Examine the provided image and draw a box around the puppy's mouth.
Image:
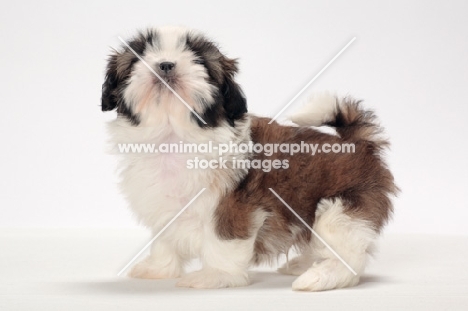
[152,75,179,88]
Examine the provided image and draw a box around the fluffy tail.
[289,93,388,147]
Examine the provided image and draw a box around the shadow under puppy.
[102,26,397,291]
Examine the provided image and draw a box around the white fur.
[109,27,254,288]
[175,210,267,288]
[288,92,337,126]
[279,198,377,291]
[110,115,252,285]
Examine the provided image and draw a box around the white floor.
[1,229,467,311]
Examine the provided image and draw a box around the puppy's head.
[101,26,247,127]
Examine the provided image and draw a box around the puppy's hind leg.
[292,198,378,291]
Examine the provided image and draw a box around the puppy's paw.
[176,269,249,289]
[292,263,359,291]
[278,255,311,276]
[292,267,335,291]
[129,257,181,279]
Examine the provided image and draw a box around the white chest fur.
[107,116,251,237]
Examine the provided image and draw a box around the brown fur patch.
[215,100,398,264]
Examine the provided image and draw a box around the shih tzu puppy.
[102,26,397,291]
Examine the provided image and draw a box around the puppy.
[102,26,397,291]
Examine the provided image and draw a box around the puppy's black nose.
[159,62,175,73]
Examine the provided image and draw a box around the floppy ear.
[221,58,247,125]
[222,76,247,125]
[101,76,118,111]
[101,55,118,111]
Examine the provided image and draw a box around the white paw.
[292,263,359,291]
[128,257,181,279]
[176,269,249,289]
[278,255,312,276]
[292,267,335,291]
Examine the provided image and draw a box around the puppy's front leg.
[129,237,184,279]
[177,233,255,289]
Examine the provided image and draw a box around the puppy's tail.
[289,92,388,147]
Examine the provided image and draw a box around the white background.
[1,0,467,235]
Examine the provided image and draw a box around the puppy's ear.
[222,77,247,124]
[101,55,118,112]
[221,58,247,125]
[101,76,118,111]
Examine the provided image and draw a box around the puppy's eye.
[193,59,205,65]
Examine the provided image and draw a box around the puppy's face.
[101,26,247,127]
